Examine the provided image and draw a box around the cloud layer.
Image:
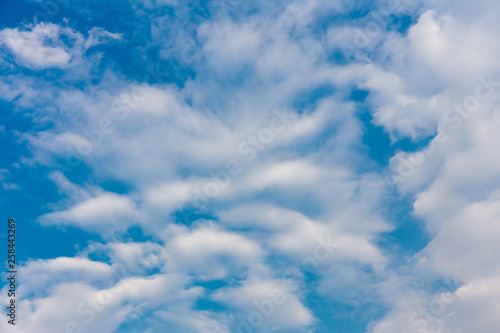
[1,0,500,332]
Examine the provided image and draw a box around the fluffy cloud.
[2,0,500,332]
[39,191,139,234]
[213,278,315,331]
[0,23,121,70]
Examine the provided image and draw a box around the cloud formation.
[1,0,500,332]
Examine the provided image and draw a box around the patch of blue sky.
[0,103,102,263]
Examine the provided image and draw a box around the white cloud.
[370,277,500,333]
[0,23,75,69]
[0,23,121,70]
[84,27,123,50]
[161,223,267,280]
[39,192,139,234]
[0,273,202,333]
[5,0,500,332]
[212,278,315,331]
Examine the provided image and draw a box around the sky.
[1,0,500,332]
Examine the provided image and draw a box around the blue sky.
[2,0,500,332]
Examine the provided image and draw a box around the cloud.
[38,192,139,234]
[0,168,20,190]
[0,272,202,333]
[0,23,75,69]
[0,22,121,70]
[84,27,123,50]
[3,0,500,332]
[369,277,500,333]
[212,278,315,331]
[161,223,267,280]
